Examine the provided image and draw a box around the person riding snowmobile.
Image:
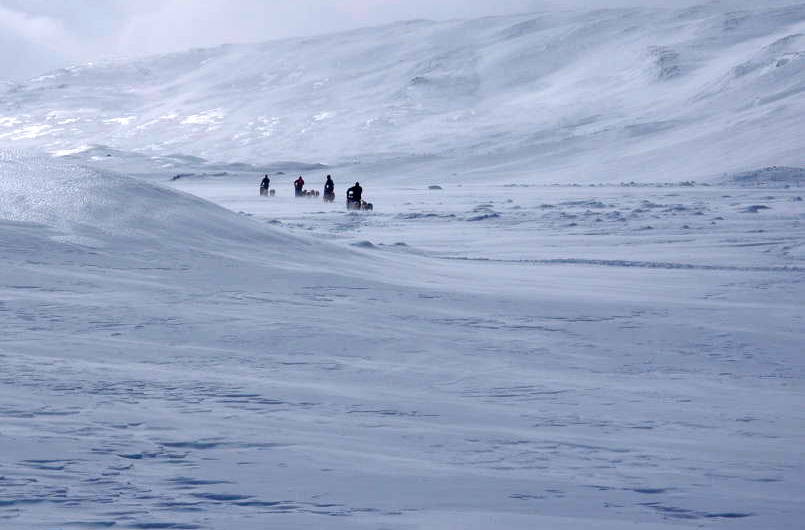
[323,175,335,202]
[346,182,363,209]
[260,175,270,196]
[294,176,305,197]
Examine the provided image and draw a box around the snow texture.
[1,3,805,530]
[0,3,804,182]
[2,149,804,529]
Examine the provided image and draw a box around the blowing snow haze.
[2,2,804,181]
[1,3,805,530]
[0,0,639,82]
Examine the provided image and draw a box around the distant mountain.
[1,3,804,182]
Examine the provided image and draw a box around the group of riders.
[260,174,371,210]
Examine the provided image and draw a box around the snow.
[1,124,54,141]
[0,3,803,182]
[1,152,804,529]
[0,117,21,127]
[51,145,92,157]
[103,117,137,126]
[181,110,226,126]
[1,2,804,529]
[313,112,335,122]
[728,166,805,185]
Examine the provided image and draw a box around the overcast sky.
[0,0,781,82]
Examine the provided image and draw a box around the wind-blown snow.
[1,3,805,529]
[0,153,305,253]
[1,147,804,529]
[1,3,804,182]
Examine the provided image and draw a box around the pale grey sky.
[0,0,782,82]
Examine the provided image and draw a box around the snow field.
[0,1,804,527]
[0,153,803,528]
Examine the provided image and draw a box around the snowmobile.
[323,191,335,202]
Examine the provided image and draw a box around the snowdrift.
[727,165,805,186]
[1,3,804,182]
[0,152,305,250]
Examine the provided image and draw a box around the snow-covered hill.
[2,4,805,529]
[1,3,804,182]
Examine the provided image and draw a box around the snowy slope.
[1,3,805,529]
[1,3,804,182]
[2,149,805,529]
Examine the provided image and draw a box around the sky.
[0,0,782,82]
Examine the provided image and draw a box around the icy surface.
[1,2,805,528]
[1,3,805,182]
[1,153,804,529]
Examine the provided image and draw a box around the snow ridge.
[0,152,306,252]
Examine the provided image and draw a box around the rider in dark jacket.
[347,182,363,207]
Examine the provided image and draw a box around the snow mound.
[0,151,294,248]
[728,166,805,186]
[350,240,376,249]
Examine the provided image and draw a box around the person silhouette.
[324,175,335,202]
[346,181,362,209]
